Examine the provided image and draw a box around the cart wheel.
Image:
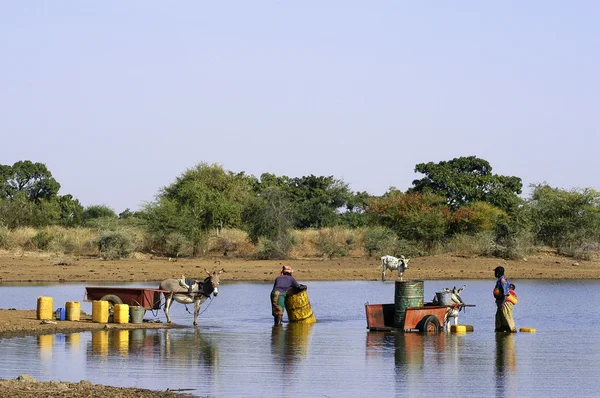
[100,294,123,310]
[418,315,441,334]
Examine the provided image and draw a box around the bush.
[362,226,397,257]
[314,227,358,259]
[97,230,134,260]
[257,238,292,260]
[30,230,53,251]
[445,232,496,257]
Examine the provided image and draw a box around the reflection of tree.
[271,323,314,377]
[495,333,517,398]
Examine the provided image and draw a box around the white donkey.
[381,255,410,282]
[432,285,465,331]
[159,269,224,325]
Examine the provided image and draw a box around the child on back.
[506,283,518,305]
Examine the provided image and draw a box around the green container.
[394,280,424,328]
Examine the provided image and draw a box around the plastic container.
[113,304,130,324]
[37,296,54,320]
[130,306,145,324]
[92,300,109,323]
[450,324,467,333]
[55,307,66,321]
[65,301,81,321]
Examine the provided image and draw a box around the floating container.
[37,296,54,320]
[394,280,424,328]
[130,306,145,324]
[463,325,474,332]
[92,300,109,323]
[450,324,467,333]
[65,301,80,321]
[113,304,130,324]
[55,307,66,321]
[436,291,453,306]
[519,327,536,333]
[285,286,316,324]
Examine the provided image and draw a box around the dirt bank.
[1,250,599,284]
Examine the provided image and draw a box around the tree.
[409,156,523,214]
[526,184,600,255]
[367,190,450,248]
[284,175,352,229]
[0,161,60,202]
[82,205,117,226]
[144,163,253,255]
[242,187,295,259]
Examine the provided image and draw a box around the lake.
[1,280,599,397]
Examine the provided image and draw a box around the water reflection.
[38,334,53,360]
[91,330,109,356]
[271,323,314,376]
[114,330,129,357]
[495,333,517,397]
[163,328,219,369]
[66,332,81,349]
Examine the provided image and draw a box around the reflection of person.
[493,266,516,332]
[271,265,301,326]
[507,283,518,305]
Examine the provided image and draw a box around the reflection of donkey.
[381,255,410,281]
[160,269,224,325]
[432,285,465,331]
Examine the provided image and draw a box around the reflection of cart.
[365,303,467,334]
[84,287,168,310]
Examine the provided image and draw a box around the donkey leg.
[164,294,173,324]
[193,298,201,326]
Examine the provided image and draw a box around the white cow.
[381,255,410,282]
[432,285,465,331]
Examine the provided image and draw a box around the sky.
[1,2,598,213]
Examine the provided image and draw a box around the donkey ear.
[206,269,211,276]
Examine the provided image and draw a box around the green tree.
[527,184,600,257]
[144,163,253,255]
[242,187,295,259]
[82,205,117,226]
[284,175,352,229]
[0,161,61,202]
[367,190,450,248]
[409,156,523,214]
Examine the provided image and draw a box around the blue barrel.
[394,280,424,328]
[55,307,66,321]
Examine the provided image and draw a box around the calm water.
[1,280,599,397]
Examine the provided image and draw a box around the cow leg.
[163,293,173,324]
[382,268,386,282]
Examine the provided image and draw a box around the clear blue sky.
[1,2,598,212]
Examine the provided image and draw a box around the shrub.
[362,226,397,257]
[97,230,134,260]
[257,238,292,260]
[30,230,53,251]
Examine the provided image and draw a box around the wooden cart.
[84,286,169,310]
